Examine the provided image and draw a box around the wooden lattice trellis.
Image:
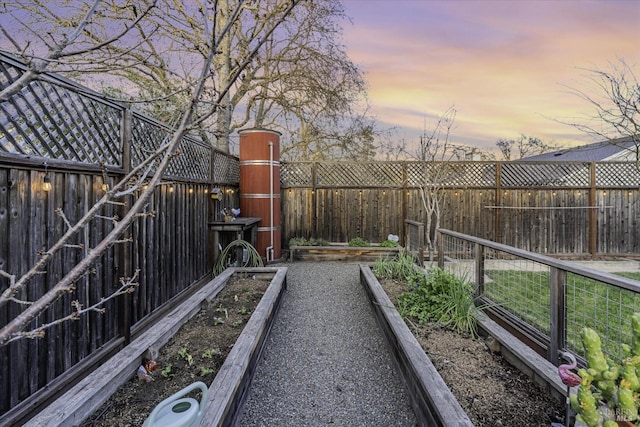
[596,162,640,187]
[0,52,212,182]
[316,162,404,187]
[0,57,122,166]
[500,162,590,187]
[212,150,240,185]
[281,160,640,188]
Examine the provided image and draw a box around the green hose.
[213,239,263,275]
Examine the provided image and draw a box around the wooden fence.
[0,52,240,421]
[3,49,640,423]
[280,161,640,256]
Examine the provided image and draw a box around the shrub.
[348,237,370,247]
[379,239,399,248]
[288,237,330,247]
[375,256,478,337]
[397,268,477,336]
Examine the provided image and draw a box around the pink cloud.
[342,0,640,152]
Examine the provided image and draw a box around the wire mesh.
[440,230,640,358]
[565,274,640,358]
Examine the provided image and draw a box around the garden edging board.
[291,245,401,262]
[25,267,286,427]
[359,264,474,427]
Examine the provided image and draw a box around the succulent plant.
[570,313,640,426]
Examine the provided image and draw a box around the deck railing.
[437,228,640,364]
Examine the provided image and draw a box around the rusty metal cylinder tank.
[239,128,281,261]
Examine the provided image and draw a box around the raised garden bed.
[359,264,565,427]
[290,243,402,262]
[26,267,286,427]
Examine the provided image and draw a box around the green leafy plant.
[177,347,194,366]
[379,239,399,248]
[570,313,640,426]
[160,363,173,378]
[348,237,370,247]
[200,367,215,376]
[215,305,228,318]
[202,348,221,359]
[288,237,330,246]
[375,256,479,337]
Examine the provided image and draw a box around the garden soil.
[81,275,269,427]
[81,271,564,427]
[380,277,564,427]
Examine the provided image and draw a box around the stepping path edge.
[24,267,286,427]
[200,266,286,426]
[359,264,475,427]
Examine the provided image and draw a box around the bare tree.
[32,0,374,158]
[411,106,458,262]
[563,58,640,166]
[495,134,559,160]
[0,0,301,346]
[0,0,157,101]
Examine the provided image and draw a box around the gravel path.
[238,262,418,426]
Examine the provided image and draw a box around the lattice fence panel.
[406,162,496,188]
[596,162,640,187]
[167,137,211,181]
[316,162,403,187]
[212,150,239,184]
[281,162,313,187]
[500,162,590,187]
[131,116,211,181]
[0,60,122,166]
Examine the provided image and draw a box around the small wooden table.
[209,217,261,263]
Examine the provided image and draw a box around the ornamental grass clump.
[373,250,420,283]
[570,313,640,426]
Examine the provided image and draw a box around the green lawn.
[483,270,640,357]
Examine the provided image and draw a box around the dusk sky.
[341,0,640,155]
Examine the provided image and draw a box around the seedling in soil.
[161,364,173,378]
[215,305,228,318]
[240,306,249,315]
[232,320,243,328]
[213,317,225,325]
[178,347,194,365]
[200,367,215,376]
[202,348,221,359]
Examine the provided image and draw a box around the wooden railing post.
[549,266,567,364]
[474,243,485,298]
[437,230,444,269]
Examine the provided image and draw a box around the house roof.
[519,137,637,162]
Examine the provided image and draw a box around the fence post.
[589,162,597,258]
[474,243,485,298]
[118,108,133,344]
[494,162,502,244]
[549,266,567,364]
[402,162,408,247]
